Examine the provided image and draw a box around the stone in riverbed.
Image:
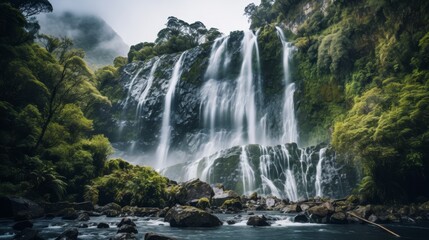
[77,212,90,221]
[246,215,270,226]
[97,222,110,228]
[144,232,176,240]
[164,206,222,227]
[55,228,78,240]
[293,213,308,223]
[330,212,347,224]
[111,233,137,240]
[175,179,214,205]
[61,208,78,220]
[282,204,302,213]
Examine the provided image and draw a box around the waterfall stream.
[119,29,348,200]
[155,52,186,167]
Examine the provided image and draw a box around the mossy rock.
[196,197,210,210]
[221,198,242,210]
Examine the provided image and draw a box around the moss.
[196,197,210,209]
[221,198,242,210]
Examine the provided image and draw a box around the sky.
[47,0,260,46]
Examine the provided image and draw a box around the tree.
[33,37,93,152]
[10,0,53,17]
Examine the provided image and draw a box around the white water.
[155,52,186,167]
[197,31,263,160]
[239,146,255,195]
[276,26,298,144]
[136,58,160,117]
[315,147,327,197]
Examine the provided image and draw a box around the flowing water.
[1,215,427,240]
[155,52,187,168]
[120,29,348,199]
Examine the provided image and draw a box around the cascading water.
[119,28,352,200]
[315,147,327,197]
[276,26,298,144]
[155,52,186,167]
[197,31,264,160]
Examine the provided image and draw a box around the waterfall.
[276,26,298,144]
[315,147,327,197]
[155,52,186,167]
[239,146,255,195]
[197,31,263,160]
[136,58,160,119]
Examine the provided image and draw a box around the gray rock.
[144,232,176,240]
[165,206,222,227]
[61,208,78,220]
[293,213,308,223]
[77,213,89,221]
[110,233,136,240]
[330,212,347,224]
[55,228,78,240]
[246,215,270,226]
[117,225,138,234]
[176,179,214,205]
[97,222,110,228]
[117,217,136,228]
[282,204,302,213]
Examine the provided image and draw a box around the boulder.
[0,196,44,219]
[117,225,138,234]
[212,190,239,207]
[12,220,33,231]
[77,213,90,221]
[13,229,43,240]
[133,207,159,217]
[111,233,137,240]
[308,205,330,218]
[226,220,236,225]
[293,213,308,223]
[117,217,138,234]
[61,208,78,220]
[353,205,372,219]
[99,202,122,212]
[330,212,347,224]
[157,207,169,218]
[104,209,120,217]
[118,217,136,228]
[246,215,270,226]
[176,179,214,205]
[42,202,93,214]
[144,232,176,240]
[97,222,110,228]
[164,206,222,227]
[55,228,78,240]
[282,204,302,213]
[221,198,242,211]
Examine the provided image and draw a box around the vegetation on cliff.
[245,0,429,203]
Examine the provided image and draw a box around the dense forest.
[1,0,429,210]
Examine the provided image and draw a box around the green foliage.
[86,164,168,207]
[0,2,116,202]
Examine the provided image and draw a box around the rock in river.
[164,206,222,227]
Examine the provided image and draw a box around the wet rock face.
[175,179,215,205]
[164,206,222,227]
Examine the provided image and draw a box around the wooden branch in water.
[347,212,401,238]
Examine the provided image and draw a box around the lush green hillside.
[245,0,429,202]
